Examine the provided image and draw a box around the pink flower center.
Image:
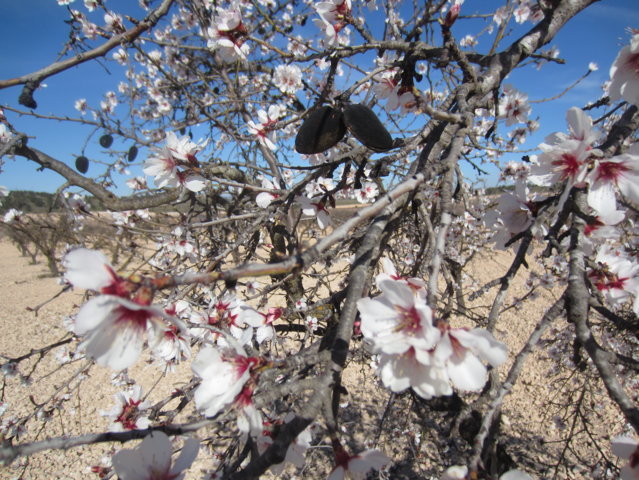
[218,22,247,46]
[114,305,153,331]
[234,355,260,375]
[396,305,422,333]
[588,269,628,291]
[100,267,134,298]
[595,160,629,184]
[312,202,328,213]
[164,324,180,340]
[584,217,604,236]
[261,307,283,324]
[115,398,142,430]
[552,153,581,181]
[448,332,467,358]
[235,384,255,407]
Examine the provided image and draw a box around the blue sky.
[0,0,638,194]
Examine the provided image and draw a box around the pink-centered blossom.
[377,326,507,398]
[500,161,530,182]
[374,257,426,297]
[112,431,199,480]
[64,248,133,296]
[190,293,261,346]
[358,276,506,398]
[84,0,98,11]
[373,71,399,110]
[104,12,125,33]
[588,245,639,314]
[496,180,536,234]
[545,106,600,147]
[206,6,250,62]
[74,295,166,371]
[484,180,539,249]
[63,248,173,371]
[377,348,451,398]
[273,64,303,95]
[498,85,531,126]
[192,344,261,418]
[513,0,531,24]
[2,208,22,224]
[247,106,282,151]
[582,209,625,255]
[255,176,281,208]
[530,140,592,188]
[153,324,191,367]
[529,108,602,207]
[328,442,390,480]
[493,5,509,25]
[609,34,639,106]
[315,0,351,25]
[397,90,419,115]
[441,3,460,28]
[431,325,508,393]
[64,192,90,215]
[251,307,282,344]
[306,176,335,197]
[101,385,150,432]
[314,0,351,46]
[74,98,88,115]
[299,196,332,230]
[611,436,639,480]
[143,132,207,192]
[164,131,206,164]
[353,182,378,204]
[357,279,439,355]
[587,143,639,216]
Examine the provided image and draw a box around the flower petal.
[170,436,200,475]
[447,351,488,392]
[64,248,114,291]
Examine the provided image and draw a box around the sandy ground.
[0,238,626,479]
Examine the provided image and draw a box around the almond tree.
[1,1,638,479]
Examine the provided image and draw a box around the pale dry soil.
[0,240,626,479]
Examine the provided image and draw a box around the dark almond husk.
[343,104,393,152]
[295,106,346,154]
[99,134,114,148]
[127,145,138,162]
[75,156,89,174]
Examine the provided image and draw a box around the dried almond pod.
[343,104,393,152]
[75,156,89,174]
[127,145,138,162]
[295,106,346,154]
[99,134,114,148]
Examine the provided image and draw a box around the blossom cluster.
[143,131,208,192]
[62,248,179,371]
[486,104,639,316]
[357,259,507,399]
[13,5,639,480]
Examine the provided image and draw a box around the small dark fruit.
[127,145,138,162]
[99,134,114,148]
[75,156,89,174]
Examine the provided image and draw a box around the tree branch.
[0,0,176,107]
